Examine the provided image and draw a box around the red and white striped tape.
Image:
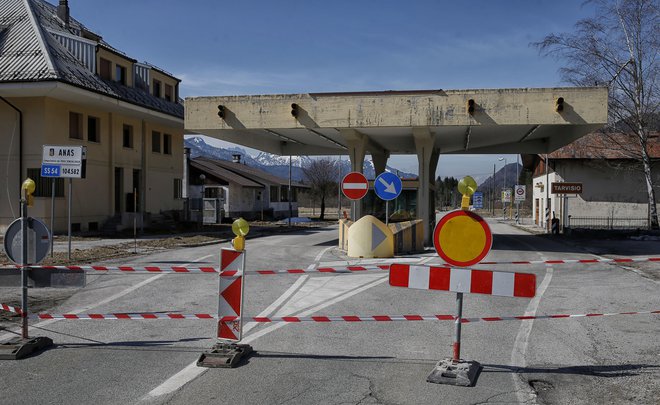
[478,257,660,265]
[24,310,659,322]
[0,303,22,315]
[7,264,390,275]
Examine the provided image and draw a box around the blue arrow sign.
[374,172,402,201]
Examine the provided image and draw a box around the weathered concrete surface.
[185,87,608,156]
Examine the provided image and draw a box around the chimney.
[232,153,241,164]
[57,0,70,29]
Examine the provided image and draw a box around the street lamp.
[498,157,507,219]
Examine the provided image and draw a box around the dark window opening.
[152,79,161,98]
[173,178,182,199]
[115,64,127,85]
[152,131,161,153]
[88,222,98,231]
[99,58,112,80]
[165,84,173,101]
[69,112,82,139]
[71,223,81,232]
[88,116,100,142]
[122,124,133,148]
[163,133,172,155]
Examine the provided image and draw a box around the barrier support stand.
[427,292,481,386]
[0,186,52,360]
[198,244,252,368]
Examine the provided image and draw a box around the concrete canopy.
[185,86,608,247]
[185,87,608,157]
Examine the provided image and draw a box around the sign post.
[0,179,53,360]
[41,145,85,259]
[341,172,369,221]
[514,185,526,224]
[374,172,402,225]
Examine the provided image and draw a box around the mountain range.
[185,137,416,181]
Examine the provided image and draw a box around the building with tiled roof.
[524,131,659,231]
[0,0,184,232]
[187,155,309,221]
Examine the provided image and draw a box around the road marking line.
[144,275,387,399]
[0,254,215,342]
[243,276,308,334]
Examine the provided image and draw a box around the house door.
[114,167,123,213]
[535,198,539,225]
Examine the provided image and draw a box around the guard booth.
[362,178,419,223]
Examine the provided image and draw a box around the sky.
[66,0,596,181]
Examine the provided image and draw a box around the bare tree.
[302,158,338,220]
[534,0,659,229]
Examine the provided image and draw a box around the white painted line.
[145,274,388,399]
[343,183,367,189]
[0,254,215,342]
[243,276,309,334]
[313,246,334,264]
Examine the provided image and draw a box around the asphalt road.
[1,220,658,404]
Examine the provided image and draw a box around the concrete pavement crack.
[351,372,393,405]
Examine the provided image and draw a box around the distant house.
[0,0,184,233]
[186,153,309,221]
[525,131,659,230]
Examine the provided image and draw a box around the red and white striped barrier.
[24,310,660,322]
[1,303,22,315]
[218,249,245,341]
[390,264,536,298]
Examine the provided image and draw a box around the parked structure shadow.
[482,363,658,377]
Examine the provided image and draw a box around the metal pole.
[133,187,137,254]
[288,156,292,227]
[492,164,495,215]
[337,156,341,220]
[50,180,55,257]
[545,154,550,233]
[385,201,389,225]
[67,178,72,260]
[20,195,29,339]
[453,292,463,361]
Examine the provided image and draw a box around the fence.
[567,216,649,230]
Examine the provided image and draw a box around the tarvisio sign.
[551,182,583,194]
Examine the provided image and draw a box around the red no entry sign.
[341,172,369,200]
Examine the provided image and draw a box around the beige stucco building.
[0,0,184,233]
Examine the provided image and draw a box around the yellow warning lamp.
[22,178,36,207]
[457,176,477,211]
[231,217,249,251]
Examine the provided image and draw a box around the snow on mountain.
[185,136,417,182]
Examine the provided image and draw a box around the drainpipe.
[0,96,23,194]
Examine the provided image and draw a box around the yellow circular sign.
[433,210,492,267]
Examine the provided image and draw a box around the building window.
[270,185,278,203]
[173,178,182,199]
[99,58,112,80]
[27,168,64,197]
[115,64,127,85]
[153,79,161,98]
[164,84,173,102]
[88,116,100,143]
[163,133,172,155]
[122,124,133,148]
[151,131,161,153]
[69,112,82,139]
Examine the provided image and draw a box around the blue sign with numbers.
[472,191,484,209]
[41,164,61,177]
[374,172,403,201]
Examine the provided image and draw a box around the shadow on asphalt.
[482,363,659,377]
[492,233,660,256]
[314,238,339,247]
[55,337,209,349]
